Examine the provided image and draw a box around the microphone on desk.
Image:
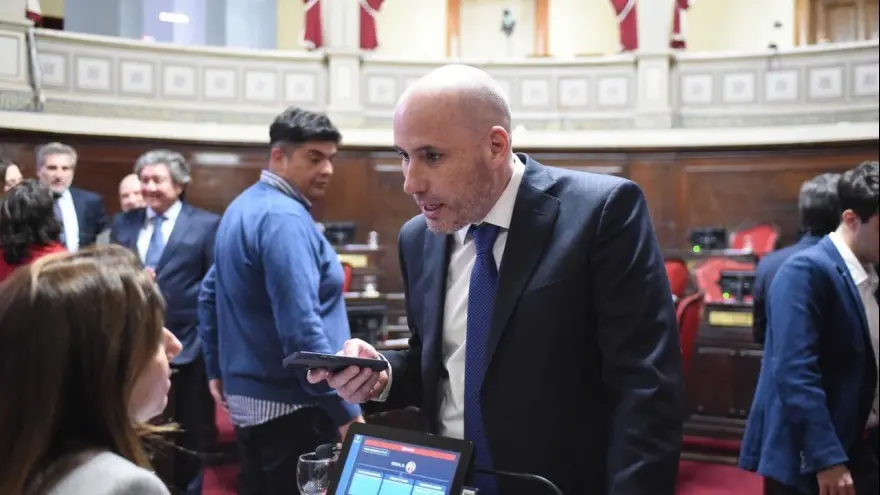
[469,466,565,495]
[315,443,340,460]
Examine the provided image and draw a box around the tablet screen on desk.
[328,423,472,495]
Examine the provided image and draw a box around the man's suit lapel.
[421,231,451,388]
[122,209,145,253]
[69,188,91,247]
[487,158,560,366]
[156,204,192,274]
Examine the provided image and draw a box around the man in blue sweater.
[198,107,362,495]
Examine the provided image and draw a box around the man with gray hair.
[111,149,220,495]
[36,142,108,251]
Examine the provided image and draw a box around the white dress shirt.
[375,158,527,438]
[435,158,525,439]
[137,201,182,264]
[56,189,80,252]
[829,232,879,429]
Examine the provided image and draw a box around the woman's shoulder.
[45,451,169,495]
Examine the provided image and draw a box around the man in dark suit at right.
[37,142,108,251]
[309,64,684,495]
[740,161,879,495]
[752,172,841,344]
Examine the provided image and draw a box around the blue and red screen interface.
[333,434,462,495]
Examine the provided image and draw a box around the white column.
[637,0,676,52]
[324,0,363,127]
[323,0,360,50]
[0,1,36,110]
[0,0,27,22]
[634,0,676,128]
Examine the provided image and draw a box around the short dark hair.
[269,107,341,149]
[838,161,879,222]
[799,172,841,236]
[0,179,63,266]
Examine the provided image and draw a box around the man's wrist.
[372,354,392,402]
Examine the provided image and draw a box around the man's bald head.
[397,64,512,136]
[393,65,517,234]
[118,173,144,212]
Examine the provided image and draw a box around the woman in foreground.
[0,245,182,495]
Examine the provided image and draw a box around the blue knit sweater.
[198,181,360,426]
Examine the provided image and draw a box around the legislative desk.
[663,248,758,268]
[684,300,761,441]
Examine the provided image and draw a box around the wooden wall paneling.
[627,153,680,248]
[367,153,419,294]
[3,131,879,287]
[313,151,379,237]
[674,144,880,248]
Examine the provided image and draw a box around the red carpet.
[203,463,237,495]
[677,460,762,494]
[203,459,763,494]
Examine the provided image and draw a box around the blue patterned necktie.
[143,215,166,268]
[52,196,66,247]
[464,223,501,495]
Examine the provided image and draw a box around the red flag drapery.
[610,0,638,52]
[26,0,43,25]
[302,0,322,50]
[670,0,690,49]
[359,0,384,50]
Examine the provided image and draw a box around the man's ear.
[487,126,511,166]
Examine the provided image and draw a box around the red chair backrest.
[664,259,690,299]
[730,223,779,258]
[693,257,755,303]
[341,262,353,293]
[677,291,705,376]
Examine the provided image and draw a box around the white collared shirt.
[55,189,80,252]
[436,157,526,439]
[137,201,183,264]
[829,231,880,429]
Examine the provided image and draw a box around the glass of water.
[297,452,335,495]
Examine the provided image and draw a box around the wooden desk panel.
[684,302,761,441]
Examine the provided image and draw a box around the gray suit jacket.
[45,451,169,495]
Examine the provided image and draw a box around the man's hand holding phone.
[307,339,389,403]
[816,464,855,495]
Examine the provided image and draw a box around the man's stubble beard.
[425,163,496,234]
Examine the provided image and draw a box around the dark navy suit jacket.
[111,203,220,365]
[752,235,823,344]
[739,236,878,492]
[69,187,108,248]
[380,155,684,495]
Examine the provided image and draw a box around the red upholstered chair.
[665,258,690,300]
[341,262,353,293]
[730,223,779,258]
[693,257,756,303]
[676,291,705,376]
